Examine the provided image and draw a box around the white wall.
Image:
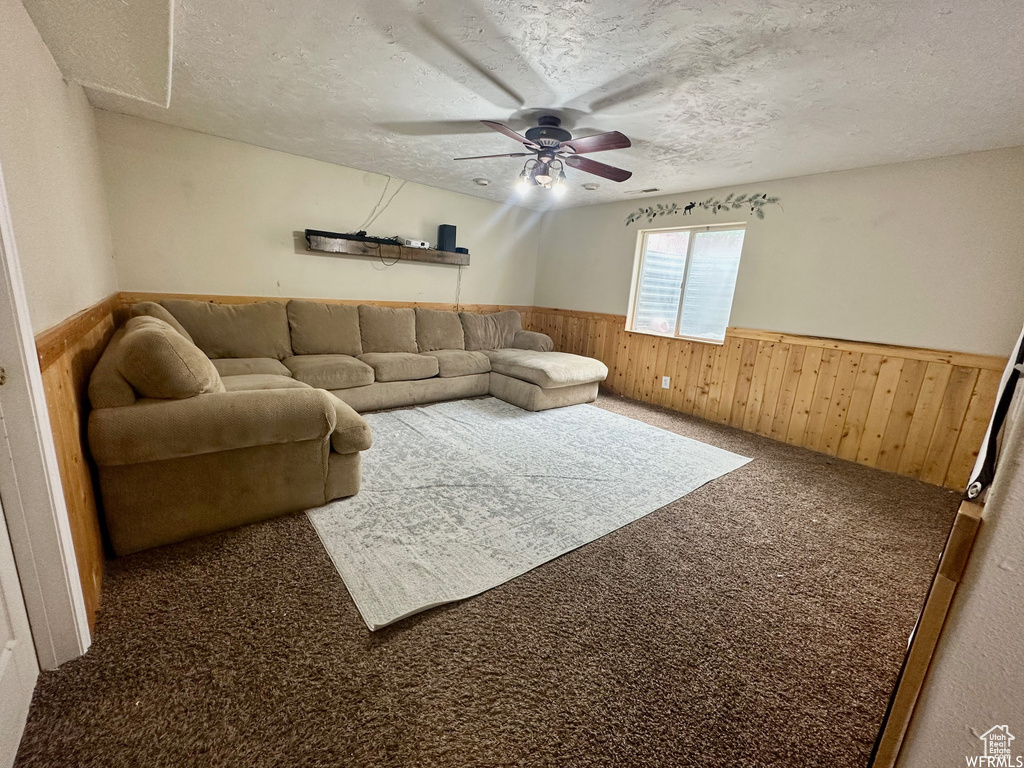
[0,0,118,333]
[535,149,1024,356]
[897,382,1024,767]
[95,111,542,307]
[90,108,1024,356]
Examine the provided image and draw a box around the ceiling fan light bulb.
[516,168,532,194]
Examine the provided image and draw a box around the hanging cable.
[358,176,392,231]
[364,180,407,231]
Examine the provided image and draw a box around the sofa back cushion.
[162,299,292,360]
[116,316,225,399]
[88,328,138,409]
[129,301,194,342]
[358,305,417,353]
[415,307,465,351]
[460,310,522,351]
[287,300,362,356]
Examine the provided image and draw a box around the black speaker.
[437,224,456,252]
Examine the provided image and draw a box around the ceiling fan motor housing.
[460,115,632,184]
[525,115,572,147]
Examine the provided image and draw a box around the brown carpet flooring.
[15,395,959,768]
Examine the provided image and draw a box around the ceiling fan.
[454,115,632,195]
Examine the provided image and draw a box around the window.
[627,224,745,344]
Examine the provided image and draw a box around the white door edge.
[0,488,38,767]
[0,156,91,671]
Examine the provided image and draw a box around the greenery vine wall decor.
[624,192,781,225]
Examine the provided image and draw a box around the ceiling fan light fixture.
[551,168,568,197]
[516,167,531,194]
[465,117,633,191]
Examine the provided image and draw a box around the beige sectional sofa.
[88,298,608,555]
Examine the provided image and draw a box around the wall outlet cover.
[661,376,671,389]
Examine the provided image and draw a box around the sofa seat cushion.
[212,357,292,377]
[422,349,490,378]
[483,349,609,389]
[284,355,375,390]
[358,305,418,353]
[117,316,225,399]
[358,352,438,382]
[221,374,311,392]
[162,299,292,360]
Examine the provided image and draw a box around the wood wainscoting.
[35,293,126,629]
[521,307,1004,491]
[34,293,1004,628]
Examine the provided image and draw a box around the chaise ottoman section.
[489,372,599,412]
[483,349,608,412]
[483,349,608,389]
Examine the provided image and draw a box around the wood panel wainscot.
[523,307,1005,491]
[35,293,1004,628]
[35,293,126,630]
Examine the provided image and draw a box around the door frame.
[0,158,91,670]
[0,486,38,768]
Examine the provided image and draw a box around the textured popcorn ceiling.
[86,0,1024,209]
[24,0,173,107]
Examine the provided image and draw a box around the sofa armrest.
[511,330,554,352]
[89,388,338,467]
[328,394,372,454]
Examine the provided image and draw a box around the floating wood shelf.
[305,231,470,266]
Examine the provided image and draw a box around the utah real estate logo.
[967,726,1023,767]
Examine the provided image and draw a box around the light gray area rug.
[307,397,751,630]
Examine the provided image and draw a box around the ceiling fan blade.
[481,120,540,149]
[454,152,530,160]
[563,131,632,154]
[416,17,526,109]
[565,155,633,182]
[366,0,523,110]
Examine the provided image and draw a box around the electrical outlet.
[661,376,671,389]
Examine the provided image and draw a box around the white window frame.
[625,222,746,345]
